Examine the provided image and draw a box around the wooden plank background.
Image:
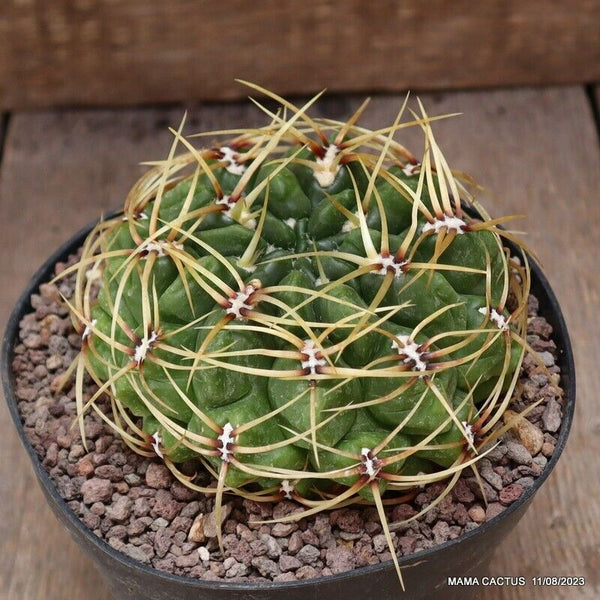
[1,86,599,599]
[1,0,600,110]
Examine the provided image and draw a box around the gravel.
[81,478,113,504]
[542,399,563,432]
[11,254,565,582]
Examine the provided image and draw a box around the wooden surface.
[1,1,600,109]
[1,86,599,599]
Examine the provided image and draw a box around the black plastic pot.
[2,218,575,600]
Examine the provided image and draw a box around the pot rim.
[1,214,576,592]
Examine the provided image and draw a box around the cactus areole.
[61,84,532,586]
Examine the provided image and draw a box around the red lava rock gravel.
[10,255,565,582]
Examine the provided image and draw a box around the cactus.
[61,84,532,586]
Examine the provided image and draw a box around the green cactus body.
[67,88,530,570]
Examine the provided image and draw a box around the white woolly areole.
[138,239,183,258]
[284,217,297,229]
[217,422,236,462]
[226,284,256,319]
[216,194,235,209]
[422,215,467,235]
[361,448,380,479]
[219,146,246,175]
[314,144,340,188]
[151,431,164,458]
[82,319,97,341]
[280,479,294,499]
[478,306,509,330]
[373,254,407,277]
[300,340,327,375]
[461,421,475,445]
[392,335,427,372]
[134,330,158,365]
[402,162,420,176]
[216,195,256,230]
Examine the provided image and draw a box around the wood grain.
[0,87,599,598]
[1,1,600,109]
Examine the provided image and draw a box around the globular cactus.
[62,84,531,584]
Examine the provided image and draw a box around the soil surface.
[11,255,564,583]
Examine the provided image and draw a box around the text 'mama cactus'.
[61,83,532,587]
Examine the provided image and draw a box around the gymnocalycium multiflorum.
[61,84,533,585]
